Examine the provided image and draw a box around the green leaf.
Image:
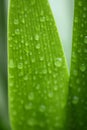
[0,0,10,129]
[8,0,69,129]
[67,1,87,129]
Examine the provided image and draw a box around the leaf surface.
[8,0,69,129]
[67,1,87,129]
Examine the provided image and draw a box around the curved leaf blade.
[67,1,87,129]
[8,0,69,129]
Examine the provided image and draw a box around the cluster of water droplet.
[8,0,71,129]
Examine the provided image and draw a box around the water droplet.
[25,61,28,65]
[77,87,81,92]
[76,78,80,84]
[61,102,66,109]
[25,14,27,18]
[84,7,87,11]
[46,13,49,20]
[25,47,29,55]
[29,52,32,56]
[40,10,44,16]
[25,42,28,46]
[43,69,47,74]
[54,123,60,127]
[12,111,17,116]
[9,81,14,87]
[40,16,45,22]
[39,122,45,127]
[55,117,60,121]
[9,74,14,79]
[20,100,24,104]
[35,70,38,75]
[54,58,62,67]
[25,48,29,55]
[49,127,53,130]
[19,71,23,77]
[18,63,23,69]
[54,80,57,85]
[31,58,35,63]
[9,36,12,41]
[84,49,87,53]
[79,121,84,126]
[48,69,52,74]
[31,0,35,5]
[81,23,84,27]
[21,10,24,15]
[14,19,19,25]
[27,118,36,126]
[39,56,44,61]
[48,92,53,98]
[47,62,50,67]
[30,36,33,41]
[15,40,17,44]
[22,18,25,24]
[39,104,46,112]
[80,64,86,72]
[84,36,87,44]
[36,84,40,90]
[35,34,39,41]
[36,44,40,49]
[80,34,83,38]
[28,92,34,100]
[25,102,32,110]
[73,70,78,76]
[19,44,21,48]
[72,96,79,104]
[46,119,50,124]
[11,4,14,8]
[24,75,28,80]
[53,74,56,78]
[32,112,36,117]
[54,85,58,91]
[21,39,24,44]
[15,28,20,35]
[78,1,82,7]
[33,75,36,80]
[83,14,86,18]
[9,59,15,68]
[78,49,81,53]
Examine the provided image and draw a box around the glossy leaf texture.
[66,1,87,130]
[8,0,69,130]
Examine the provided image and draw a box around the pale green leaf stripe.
[66,0,87,129]
[8,0,69,130]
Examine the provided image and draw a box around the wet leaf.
[8,0,69,130]
[67,1,87,129]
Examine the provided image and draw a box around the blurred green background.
[0,0,73,130]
